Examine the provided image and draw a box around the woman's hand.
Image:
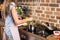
[18,15,22,20]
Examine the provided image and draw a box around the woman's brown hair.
[1,0,14,20]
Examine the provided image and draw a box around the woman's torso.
[5,12,15,27]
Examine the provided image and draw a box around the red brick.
[33,16,38,19]
[56,24,60,27]
[35,10,42,13]
[39,17,48,21]
[40,7,45,10]
[29,6,33,9]
[45,11,53,15]
[49,19,57,23]
[45,7,50,11]
[46,15,50,18]
[37,13,40,16]
[46,0,49,2]
[33,3,37,6]
[56,16,60,19]
[51,16,55,19]
[29,9,33,12]
[57,0,60,3]
[51,8,55,11]
[29,9,34,14]
[40,0,44,2]
[18,0,22,2]
[29,0,32,2]
[40,3,48,6]
[56,8,60,11]
[22,0,25,2]
[50,0,56,3]
[54,12,60,16]
[41,14,45,17]
[49,4,59,7]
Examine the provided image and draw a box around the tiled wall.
[18,0,60,28]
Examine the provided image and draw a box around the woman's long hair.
[1,0,14,19]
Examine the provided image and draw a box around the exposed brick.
[45,7,51,11]
[54,12,60,16]
[29,9,34,14]
[37,13,40,16]
[56,24,60,27]
[51,16,55,19]
[59,20,60,23]
[33,15,38,19]
[29,9,33,12]
[21,0,60,28]
[33,6,37,9]
[49,4,59,7]
[56,8,60,11]
[23,0,26,2]
[57,0,60,3]
[35,10,42,13]
[33,0,36,2]
[29,6,33,9]
[50,23,54,26]
[50,0,56,3]
[39,17,48,21]
[40,7,45,10]
[40,3,48,6]
[37,7,40,9]
[45,0,49,2]
[41,14,45,17]
[29,0,32,2]
[56,16,60,19]
[46,15,50,18]
[40,0,44,2]
[18,0,22,2]
[51,8,55,11]
[45,11,53,15]
[49,19,57,23]
[33,3,37,6]
[25,0,28,2]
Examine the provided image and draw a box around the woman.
[2,0,32,40]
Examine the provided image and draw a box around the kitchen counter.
[18,27,47,40]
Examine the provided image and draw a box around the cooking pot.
[28,25,36,33]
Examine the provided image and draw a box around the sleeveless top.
[5,2,16,27]
[5,12,15,27]
[5,12,16,36]
[4,2,16,35]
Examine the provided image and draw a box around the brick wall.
[18,0,60,28]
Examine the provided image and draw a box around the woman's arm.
[11,7,32,25]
